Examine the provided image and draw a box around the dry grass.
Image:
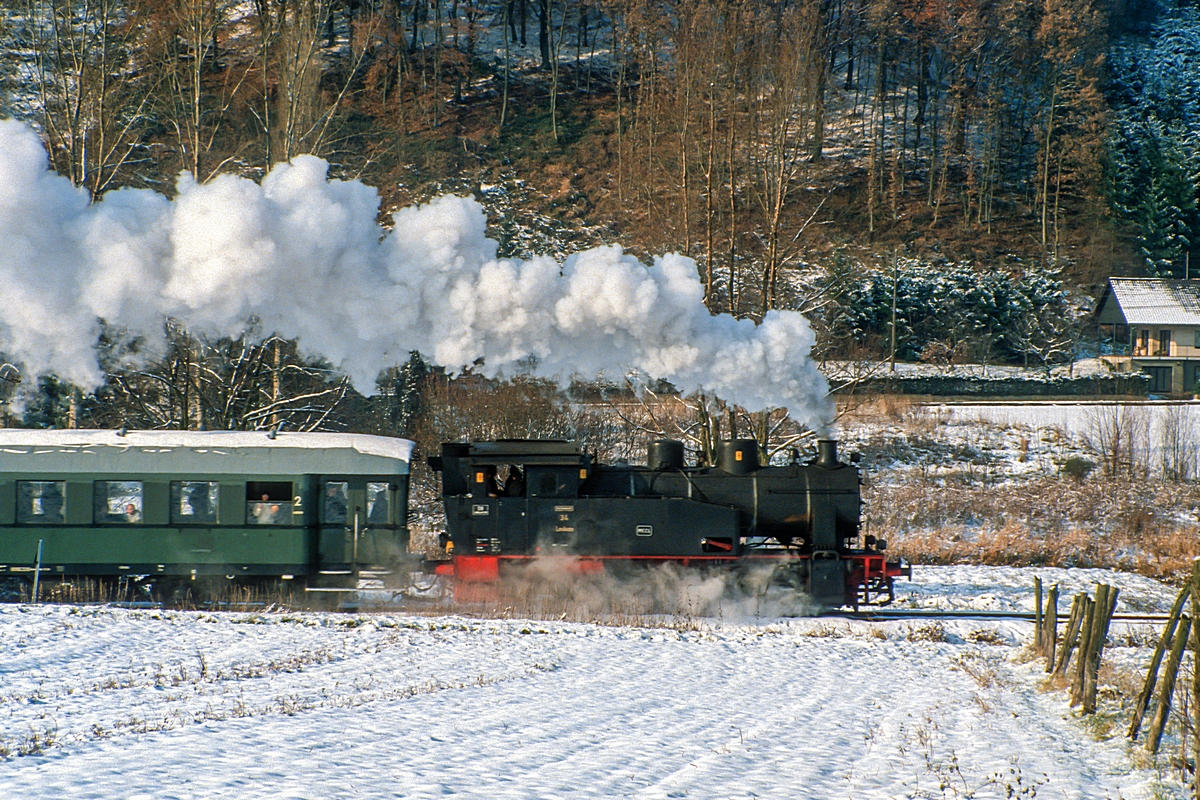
[21,578,310,612]
[872,476,1200,582]
[905,621,948,642]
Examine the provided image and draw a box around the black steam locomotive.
[428,438,906,608]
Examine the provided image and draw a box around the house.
[1095,278,1200,395]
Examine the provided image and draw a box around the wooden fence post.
[1054,593,1085,677]
[1146,614,1193,754]
[1129,584,1190,741]
[1083,585,1118,714]
[1070,594,1096,706]
[1190,561,1200,799]
[1044,584,1059,672]
[1079,584,1108,711]
[1034,576,1044,656]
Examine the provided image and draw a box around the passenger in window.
[254,493,281,525]
[367,484,389,526]
[186,485,210,520]
[325,483,348,523]
[124,502,142,524]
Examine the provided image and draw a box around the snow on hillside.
[839,398,1200,483]
[0,566,1186,798]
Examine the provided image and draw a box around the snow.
[826,356,1117,383]
[934,400,1200,440]
[838,398,1200,484]
[0,429,416,464]
[0,565,1186,798]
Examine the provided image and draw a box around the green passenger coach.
[0,430,415,600]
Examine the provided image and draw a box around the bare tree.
[89,324,356,432]
[18,0,156,192]
[1085,403,1149,478]
[139,0,255,179]
[1159,405,1197,484]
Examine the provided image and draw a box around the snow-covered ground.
[840,397,1200,482]
[938,399,1200,441]
[0,566,1187,798]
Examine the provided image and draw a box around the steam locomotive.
[428,438,906,608]
[0,429,903,610]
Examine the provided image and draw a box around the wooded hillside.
[4,1,1193,286]
[1,0,1198,436]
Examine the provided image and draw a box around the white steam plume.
[0,120,832,427]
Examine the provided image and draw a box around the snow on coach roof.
[0,430,415,475]
[1097,278,1200,326]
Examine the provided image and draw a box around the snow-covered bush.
[827,260,1070,366]
[1108,4,1200,275]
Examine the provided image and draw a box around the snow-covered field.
[0,566,1187,799]
[840,397,1200,483]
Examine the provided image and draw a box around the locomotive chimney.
[815,439,839,469]
[648,439,686,470]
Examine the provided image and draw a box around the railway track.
[832,608,1171,623]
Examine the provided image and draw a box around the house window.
[1140,329,1150,354]
[17,481,66,524]
[1160,329,1172,355]
[94,481,143,524]
[1193,329,1200,349]
[171,481,219,525]
[1147,366,1173,394]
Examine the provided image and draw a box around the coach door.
[317,479,354,567]
[317,478,405,568]
[358,480,405,567]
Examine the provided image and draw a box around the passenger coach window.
[322,482,348,524]
[171,481,219,525]
[367,482,391,525]
[16,481,66,524]
[94,481,143,524]
[246,481,293,525]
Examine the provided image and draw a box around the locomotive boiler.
[428,437,906,608]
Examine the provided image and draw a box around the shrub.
[1061,456,1095,480]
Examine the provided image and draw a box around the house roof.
[0,430,415,475]
[1096,279,1200,326]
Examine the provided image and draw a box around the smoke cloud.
[0,120,831,426]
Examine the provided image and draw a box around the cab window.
[528,468,576,498]
[94,481,144,524]
[17,481,66,524]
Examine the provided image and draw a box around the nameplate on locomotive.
[471,504,490,516]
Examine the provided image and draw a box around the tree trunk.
[537,0,550,69]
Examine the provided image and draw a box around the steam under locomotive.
[428,438,907,608]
